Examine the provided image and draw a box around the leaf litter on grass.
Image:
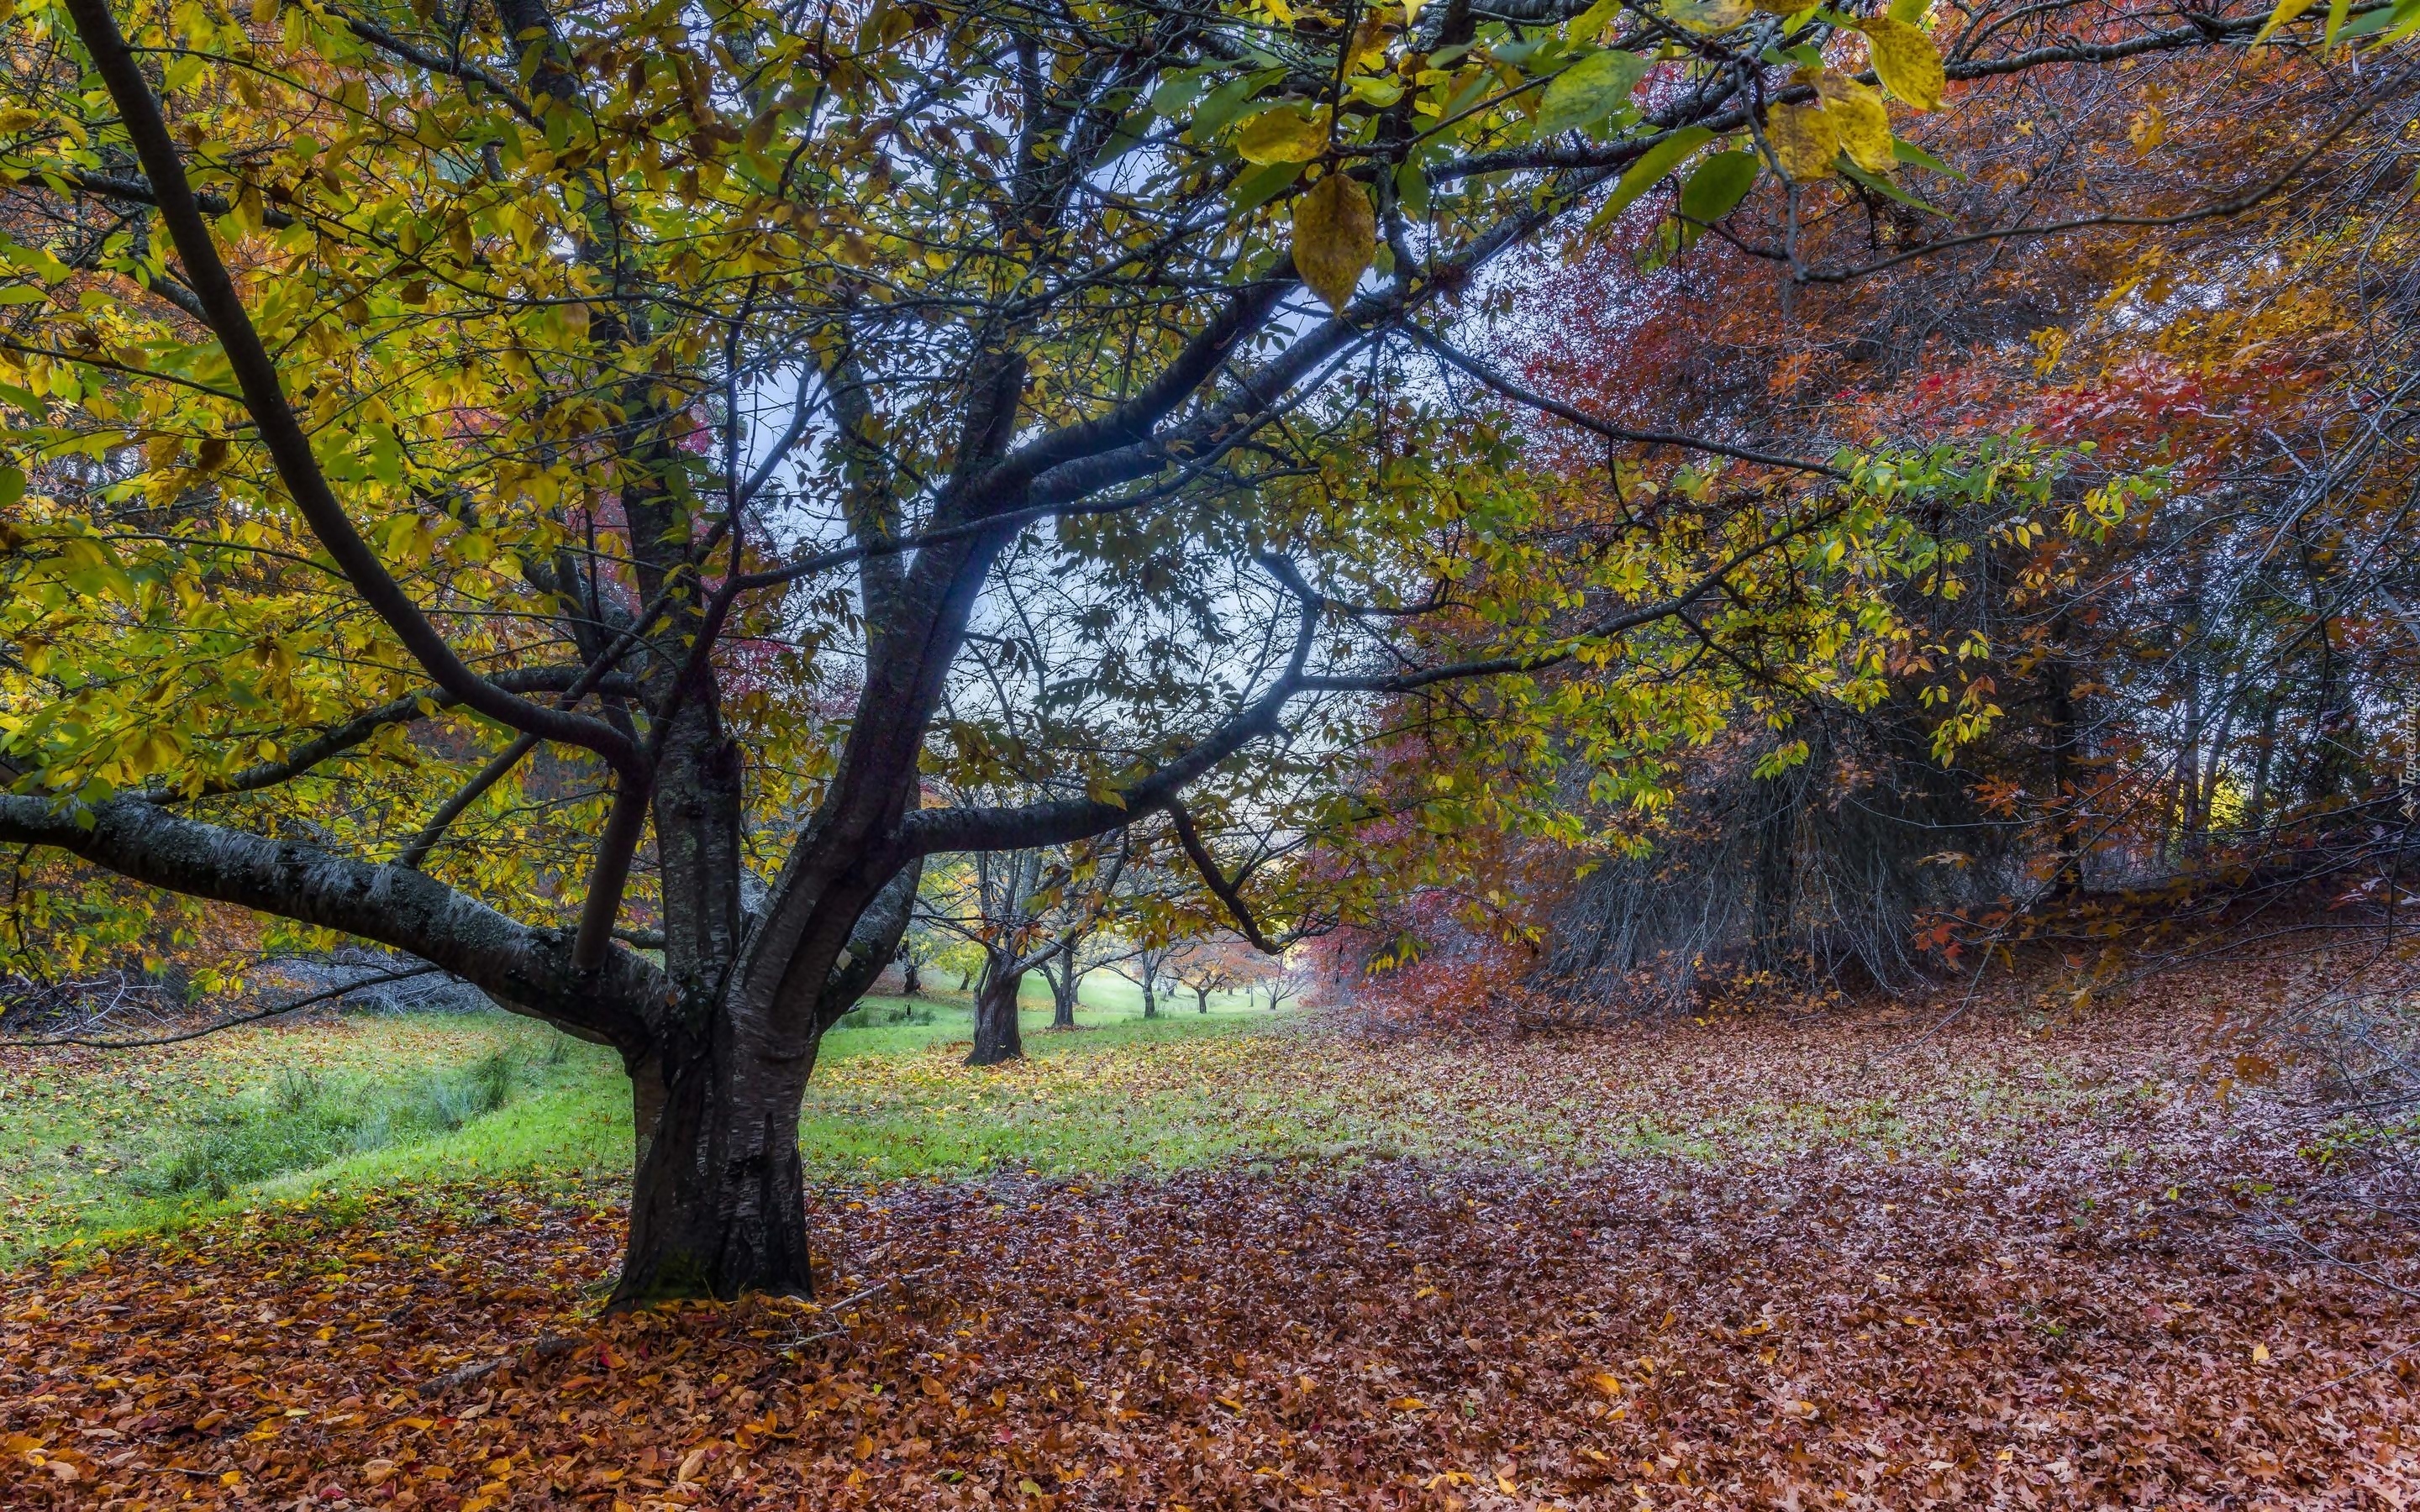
[3,989,2418,1508]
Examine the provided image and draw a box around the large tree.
[0,0,2302,1299]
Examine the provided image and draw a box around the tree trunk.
[969,963,1026,1065]
[2044,608,2085,900]
[1140,973,1158,1019]
[1194,985,1209,1014]
[613,1023,817,1305]
[900,955,922,997]
[1050,940,1080,1028]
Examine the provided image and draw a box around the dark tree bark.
[968,960,1027,1066]
[2043,608,2086,900]
[1044,935,1086,1028]
[899,949,923,998]
[618,1024,817,1299]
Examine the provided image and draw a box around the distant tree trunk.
[1193,984,1209,1014]
[2172,666,2202,863]
[968,960,1025,1066]
[2248,692,2280,828]
[2044,608,2085,900]
[899,952,923,997]
[1139,971,1159,1018]
[1750,772,1797,966]
[2297,521,2359,808]
[1047,937,1081,1028]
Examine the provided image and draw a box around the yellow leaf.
[1291,172,1375,317]
[1765,102,1839,181]
[1664,0,1753,30]
[2254,0,2319,43]
[2128,102,2166,153]
[2252,1341,2270,1362]
[1591,1372,1623,1396]
[1234,105,1331,165]
[1569,0,1625,40]
[1860,18,1944,111]
[1391,1396,1427,1410]
[1814,74,1893,172]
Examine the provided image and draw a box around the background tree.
[892,907,949,1000]
[1323,14,2420,1014]
[1171,939,1260,1014]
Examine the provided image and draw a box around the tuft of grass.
[834,1000,939,1030]
[130,1049,539,1201]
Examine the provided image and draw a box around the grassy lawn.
[0,979,1275,1261]
[3,972,2252,1268]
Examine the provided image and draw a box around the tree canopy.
[0,0,2350,1296]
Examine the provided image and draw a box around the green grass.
[0,979,1276,1260]
[6,974,2172,1268]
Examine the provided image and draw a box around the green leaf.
[1094,108,1153,168]
[1586,125,1715,230]
[1188,68,1287,143]
[1230,159,1305,218]
[2335,0,2410,34]
[1536,50,1649,138]
[1676,150,1759,225]
[2369,0,2420,40]
[1839,160,1947,215]
[1891,139,1966,180]
[1150,67,1212,118]
[0,465,24,507]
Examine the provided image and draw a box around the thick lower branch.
[0,792,662,1048]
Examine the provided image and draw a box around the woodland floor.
[3,970,2418,1509]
